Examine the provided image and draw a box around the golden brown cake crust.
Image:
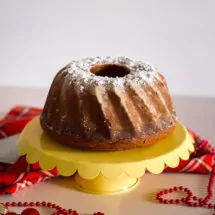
[40,119,176,151]
[40,56,177,151]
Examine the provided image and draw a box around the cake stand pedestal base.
[73,173,139,194]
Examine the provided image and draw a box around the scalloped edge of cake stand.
[17,117,194,194]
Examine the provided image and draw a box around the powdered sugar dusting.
[64,56,159,92]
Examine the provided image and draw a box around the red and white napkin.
[0,106,214,195]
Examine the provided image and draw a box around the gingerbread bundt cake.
[40,56,176,151]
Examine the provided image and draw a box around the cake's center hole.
[90,64,130,78]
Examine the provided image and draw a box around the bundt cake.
[40,56,176,151]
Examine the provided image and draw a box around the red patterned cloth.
[0,106,214,195]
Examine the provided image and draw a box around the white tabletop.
[0,86,214,215]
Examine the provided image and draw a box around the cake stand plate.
[17,117,194,195]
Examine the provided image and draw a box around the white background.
[0,0,214,97]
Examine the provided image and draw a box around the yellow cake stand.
[17,117,194,195]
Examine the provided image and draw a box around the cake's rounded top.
[62,56,160,91]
